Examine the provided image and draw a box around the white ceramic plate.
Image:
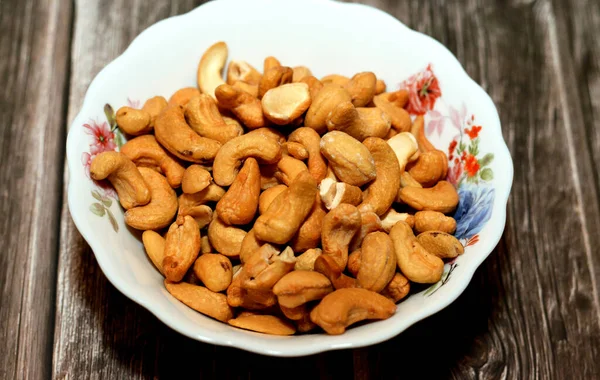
[66,0,513,356]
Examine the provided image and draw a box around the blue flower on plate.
[453,185,495,240]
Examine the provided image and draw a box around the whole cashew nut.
[181,165,212,194]
[163,215,201,282]
[89,151,151,209]
[343,71,377,107]
[197,41,227,99]
[380,272,411,303]
[208,212,247,257]
[320,131,376,186]
[389,221,443,284]
[348,211,384,253]
[417,231,464,259]
[193,253,233,292]
[154,105,222,163]
[290,194,327,252]
[120,135,186,188]
[398,181,459,214]
[215,84,266,129]
[373,90,411,132]
[124,168,178,230]
[273,270,333,308]
[258,184,288,215]
[305,84,352,134]
[357,232,396,292]
[414,211,457,234]
[216,157,261,225]
[274,156,308,186]
[165,281,233,322]
[239,229,264,264]
[142,230,165,275]
[116,106,151,135]
[326,101,391,141]
[184,94,243,144]
[408,150,449,188]
[309,288,396,335]
[212,129,283,186]
[141,96,168,128]
[168,87,201,107]
[228,314,295,335]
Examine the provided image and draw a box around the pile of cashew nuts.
[89,42,464,336]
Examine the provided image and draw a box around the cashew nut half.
[163,216,201,282]
[197,41,227,99]
[216,157,261,225]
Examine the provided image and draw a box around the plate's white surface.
[66,0,513,356]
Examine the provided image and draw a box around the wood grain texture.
[0,0,73,379]
[30,0,600,379]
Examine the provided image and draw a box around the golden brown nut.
[417,231,464,259]
[215,84,266,129]
[178,183,225,218]
[375,79,386,95]
[216,158,261,225]
[294,248,322,271]
[292,66,313,82]
[326,101,391,141]
[163,216,201,282]
[284,141,309,160]
[414,211,457,234]
[239,245,296,290]
[197,41,227,99]
[373,90,411,132]
[193,253,233,292]
[142,230,165,275]
[299,75,324,99]
[239,229,264,264]
[181,165,212,194]
[320,131,376,186]
[348,211,383,253]
[168,87,201,106]
[89,151,150,210]
[321,74,350,86]
[305,84,352,134]
[258,184,288,215]
[263,56,281,72]
[261,83,311,125]
[344,72,377,107]
[165,281,233,322]
[274,156,308,185]
[184,94,243,144]
[408,150,449,188]
[116,106,151,135]
[258,66,293,98]
[208,212,247,257]
[228,314,295,335]
[290,195,327,252]
[380,272,410,303]
[319,178,363,210]
[357,232,396,292]
[273,270,333,308]
[398,181,459,214]
[226,60,262,85]
[142,96,168,128]
[288,127,328,182]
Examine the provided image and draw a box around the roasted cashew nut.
[184,94,243,144]
[168,87,201,107]
[288,127,328,182]
[305,84,352,134]
[258,66,293,98]
[215,84,266,129]
[380,208,414,232]
[274,156,308,185]
[292,66,313,82]
[124,168,178,230]
[226,60,262,85]
[319,178,363,210]
[181,165,212,194]
[343,71,377,107]
[193,253,233,292]
[261,83,311,125]
[239,246,296,290]
[408,150,449,188]
[116,106,151,135]
[320,131,376,186]
[89,151,151,209]
[120,135,185,188]
[258,184,288,215]
[356,232,396,292]
[294,248,322,271]
[414,211,457,234]
[208,212,247,257]
[373,90,411,132]
[197,41,227,99]
[348,211,384,253]
[309,288,396,335]
[380,272,411,303]
[417,231,464,259]
[178,183,225,228]
[165,281,233,322]
[226,268,277,310]
[142,96,168,128]
[326,101,391,141]
[273,270,333,308]
[216,157,261,225]
[228,314,295,335]
[299,76,324,99]
[290,194,326,252]
[398,181,459,214]
[142,230,165,275]
[163,215,201,282]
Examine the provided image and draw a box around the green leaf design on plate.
[104,104,116,128]
[479,153,494,167]
[90,203,106,217]
[480,167,494,181]
[91,190,103,202]
[106,208,119,232]
[423,283,440,296]
[114,129,126,149]
[458,141,466,153]
[101,198,112,207]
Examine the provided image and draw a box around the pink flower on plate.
[84,121,116,155]
[402,64,442,115]
[447,159,463,186]
[426,109,445,137]
[127,98,141,109]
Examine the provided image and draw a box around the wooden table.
[1,0,599,378]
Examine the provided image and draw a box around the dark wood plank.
[350,0,600,379]
[0,0,73,379]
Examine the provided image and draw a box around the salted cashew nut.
[417,231,464,259]
[193,253,233,292]
[321,74,350,86]
[373,90,411,132]
[380,208,415,232]
[358,137,401,216]
[239,245,296,290]
[375,79,386,95]
[197,41,227,99]
[184,94,243,144]
[283,142,309,160]
[258,184,288,215]
[290,194,327,252]
[357,232,396,292]
[381,272,410,302]
[294,248,322,271]
[414,211,457,234]
[310,288,396,335]
[274,156,308,185]
[261,83,311,125]
[299,75,324,99]
[305,84,352,134]
[398,180,459,214]
[168,87,201,107]
[292,66,313,82]
[273,270,333,308]
[320,131,376,186]
[389,221,443,283]
[154,105,221,163]
[116,106,151,135]
[163,216,201,282]
[254,170,318,244]
[263,56,281,71]
[142,96,168,128]
[228,314,295,335]
[226,60,262,85]
[181,164,212,194]
[142,230,165,275]
[215,84,266,129]
[319,178,363,210]
[124,168,178,230]
[89,151,151,209]
[258,66,293,98]
[208,212,247,257]
[213,129,283,186]
[120,135,185,188]
[239,229,264,264]
[288,127,328,182]
[326,101,391,141]
[216,157,261,225]
[165,281,233,322]
[408,150,449,188]
[343,72,377,107]
[348,211,383,253]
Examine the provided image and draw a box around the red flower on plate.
[84,121,116,155]
[448,140,458,160]
[464,154,480,177]
[447,162,463,185]
[465,125,482,139]
[402,64,442,115]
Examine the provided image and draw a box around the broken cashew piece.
[178,183,224,227]
[215,84,266,129]
[380,208,415,232]
[228,314,295,336]
[197,41,227,99]
[299,76,324,99]
[163,216,201,282]
[310,288,396,335]
[258,66,293,98]
[120,134,185,188]
[387,132,419,173]
[389,221,443,284]
[142,230,165,275]
[305,84,352,134]
[292,66,313,82]
[184,94,243,144]
[398,181,459,214]
[373,90,412,132]
[212,130,282,186]
[116,106,151,135]
[417,231,464,259]
[239,245,296,291]
[414,211,457,234]
[181,165,212,194]
[124,168,178,230]
[208,212,247,257]
[226,60,262,85]
[165,281,233,322]
[154,105,221,163]
[320,131,376,186]
[319,178,363,210]
[261,83,311,125]
[326,101,391,141]
[273,270,333,308]
[216,157,261,225]
[348,211,384,253]
[89,151,151,210]
[254,170,318,244]
[193,253,233,292]
[294,248,322,271]
[227,270,277,310]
